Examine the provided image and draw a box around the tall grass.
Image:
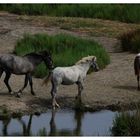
[111,110,140,136]
[14,33,110,78]
[120,29,140,53]
[0,4,140,23]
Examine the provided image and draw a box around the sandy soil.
[0,12,140,115]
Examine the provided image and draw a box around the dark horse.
[134,53,140,90]
[0,50,54,97]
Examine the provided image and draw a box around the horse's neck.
[77,62,91,74]
[24,55,43,67]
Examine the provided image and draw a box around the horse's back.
[52,66,80,85]
[0,54,34,74]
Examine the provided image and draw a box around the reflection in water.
[2,118,10,136]
[0,109,116,136]
[18,115,32,136]
[74,111,84,136]
[49,110,84,136]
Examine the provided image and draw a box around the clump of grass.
[15,33,110,78]
[120,29,140,53]
[37,128,47,136]
[0,107,10,120]
[111,110,140,136]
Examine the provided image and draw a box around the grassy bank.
[14,33,110,78]
[111,109,140,136]
[0,4,140,23]
[120,29,140,53]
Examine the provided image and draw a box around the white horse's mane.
[75,56,96,65]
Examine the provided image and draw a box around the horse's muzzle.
[92,64,99,72]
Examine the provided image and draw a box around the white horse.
[43,56,99,109]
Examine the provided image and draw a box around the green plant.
[15,33,110,78]
[111,110,140,136]
[0,4,140,23]
[120,29,140,53]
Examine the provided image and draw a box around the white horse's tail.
[42,71,53,86]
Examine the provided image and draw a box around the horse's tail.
[134,56,140,75]
[42,71,53,86]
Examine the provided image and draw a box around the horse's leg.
[28,74,35,95]
[4,72,13,94]
[76,81,84,98]
[0,69,3,78]
[137,75,140,90]
[16,74,29,98]
[51,81,60,110]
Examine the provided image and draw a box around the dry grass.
[18,15,140,38]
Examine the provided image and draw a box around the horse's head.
[91,56,99,72]
[39,50,54,70]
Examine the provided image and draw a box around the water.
[0,109,118,136]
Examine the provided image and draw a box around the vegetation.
[37,128,47,136]
[120,29,140,53]
[14,33,110,78]
[111,110,140,136]
[0,4,140,23]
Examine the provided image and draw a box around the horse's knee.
[4,77,8,84]
[78,83,84,91]
[137,76,139,81]
[81,85,84,90]
[51,84,58,96]
[0,71,3,78]
[51,91,56,98]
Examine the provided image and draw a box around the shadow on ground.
[113,85,137,91]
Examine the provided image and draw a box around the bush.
[111,110,140,136]
[120,29,140,53]
[14,33,110,78]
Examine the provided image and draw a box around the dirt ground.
[0,12,140,115]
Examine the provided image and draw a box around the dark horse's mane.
[24,50,50,57]
[24,52,41,57]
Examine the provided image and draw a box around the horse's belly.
[61,75,78,85]
[53,67,79,85]
[61,79,76,85]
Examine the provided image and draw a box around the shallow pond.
[0,109,120,136]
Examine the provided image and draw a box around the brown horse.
[0,50,54,97]
[134,53,140,90]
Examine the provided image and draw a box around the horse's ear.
[92,56,96,61]
[48,50,52,56]
[45,50,52,56]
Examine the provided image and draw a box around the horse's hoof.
[75,95,81,100]
[16,93,21,98]
[31,92,36,96]
[10,91,15,95]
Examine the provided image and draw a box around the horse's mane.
[24,50,50,58]
[75,56,96,65]
[24,52,41,58]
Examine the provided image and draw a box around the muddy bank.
[0,12,140,116]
